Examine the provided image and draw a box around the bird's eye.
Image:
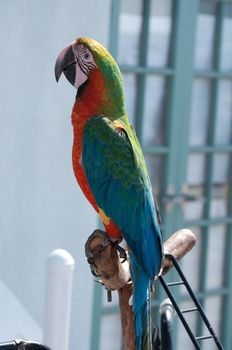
[84,53,90,60]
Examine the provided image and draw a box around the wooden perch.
[85,228,196,350]
[85,229,131,290]
[162,228,196,275]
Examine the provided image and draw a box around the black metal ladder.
[158,254,224,350]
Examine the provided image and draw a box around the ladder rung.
[166,281,184,287]
[181,307,198,314]
[159,256,224,350]
[195,335,213,341]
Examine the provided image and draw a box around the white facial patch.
[74,63,88,90]
[72,43,97,90]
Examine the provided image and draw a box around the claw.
[115,244,127,263]
[90,267,101,277]
[85,229,111,277]
[87,257,101,277]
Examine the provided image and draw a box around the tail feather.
[130,253,151,350]
[134,298,150,350]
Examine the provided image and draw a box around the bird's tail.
[130,254,151,350]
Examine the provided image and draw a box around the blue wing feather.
[82,115,162,278]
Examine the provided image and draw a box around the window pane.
[203,297,222,349]
[118,0,143,65]
[147,0,173,67]
[210,184,228,219]
[183,187,205,221]
[100,314,121,350]
[189,79,211,146]
[187,154,206,185]
[195,0,216,70]
[210,155,230,219]
[206,225,226,289]
[142,76,169,147]
[122,74,137,126]
[220,2,232,70]
[215,80,232,146]
[213,154,230,184]
[145,154,165,195]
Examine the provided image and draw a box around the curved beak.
[55,42,89,90]
[55,43,76,85]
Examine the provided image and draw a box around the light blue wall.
[0,1,110,349]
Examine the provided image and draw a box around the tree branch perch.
[85,228,196,349]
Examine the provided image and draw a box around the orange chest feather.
[72,116,98,211]
[71,107,121,240]
[71,69,105,210]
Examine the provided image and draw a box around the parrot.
[55,37,163,350]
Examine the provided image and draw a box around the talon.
[91,268,101,277]
[89,264,101,277]
[85,229,111,277]
[86,257,101,277]
[87,257,94,265]
[115,244,127,263]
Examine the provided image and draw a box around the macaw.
[55,37,163,350]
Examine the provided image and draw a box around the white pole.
[43,249,75,350]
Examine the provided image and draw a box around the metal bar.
[186,287,229,299]
[168,255,224,349]
[156,0,177,237]
[195,335,213,341]
[221,223,232,349]
[90,282,103,350]
[108,0,121,59]
[134,0,151,142]
[160,299,175,350]
[195,70,232,79]
[143,146,169,154]
[120,65,174,76]
[189,145,232,153]
[162,0,199,232]
[159,275,201,350]
[221,12,232,340]
[166,281,185,287]
[197,3,224,337]
[185,216,232,228]
[160,2,199,347]
[181,307,198,314]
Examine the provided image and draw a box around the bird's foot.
[87,256,101,277]
[85,229,111,277]
[115,243,128,263]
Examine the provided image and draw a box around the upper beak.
[55,43,76,83]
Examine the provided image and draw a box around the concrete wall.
[0,1,111,349]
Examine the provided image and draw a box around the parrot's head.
[55,37,126,116]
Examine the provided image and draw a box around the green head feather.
[77,37,127,118]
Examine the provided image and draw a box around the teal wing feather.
[82,115,162,278]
